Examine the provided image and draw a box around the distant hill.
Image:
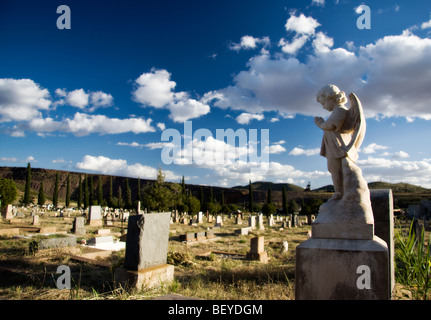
[313,182,431,194]
[232,181,305,192]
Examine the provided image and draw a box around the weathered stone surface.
[38,236,77,250]
[370,189,395,295]
[295,236,389,300]
[114,264,174,291]
[124,212,171,271]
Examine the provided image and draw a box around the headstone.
[236,215,242,225]
[87,235,114,245]
[32,215,39,225]
[37,236,77,250]
[88,206,103,226]
[124,212,171,270]
[195,231,206,241]
[215,215,223,227]
[281,240,288,253]
[197,211,203,224]
[257,214,264,230]
[73,217,86,235]
[246,236,268,263]
[269,216,274,227]
[370,189,395,295]
[206,229,215,239]
[116,212,174,290]
[122,211,130,222]
[248,215,256,229]
[96,228,111,236]
[179,233,196,242]
[235,227,251,235]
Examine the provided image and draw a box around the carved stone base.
[295,236,389,300]
[114,264,174,291]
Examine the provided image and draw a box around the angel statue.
[313,85,374,239]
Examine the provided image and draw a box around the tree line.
[0,163,323,216]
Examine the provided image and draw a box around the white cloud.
[132,69,176,108]
[311,0,325,6]
[312,32,334,53]
[90,91,114,108]
[289,147,320,156]
[61,89,113,111]
[20,112,155,136]
[76,155,180,181]
[358,156,431,188]
[0,157,18,162]
[132,69,210,122]
[229,35,270,51]
[279,34,309,55]
[360,143,389,154]
[117,141,144,148]
[0,78,51,122]
[157,122,166,131]
[52,158,67,164]
[421,18,431,30]
[284,13,320,35]
[25,156,35,162]
[144,142,175,150]
[393,151,410,159]
[235,112,264,124]
[66,89,89,109]
[205,25,431,121]
[263,144,287,154]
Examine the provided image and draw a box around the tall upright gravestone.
[295,85,390,300]
[115,212,174,290]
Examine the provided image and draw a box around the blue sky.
[1,0,431,189]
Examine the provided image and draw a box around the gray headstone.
[89,205,102,221]
[124,212,171,271]
[370,189,395,295]
[73,217,86,235]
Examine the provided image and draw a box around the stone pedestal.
[115,264,174,291]
[295,236,389,300]
[295,160,390,300]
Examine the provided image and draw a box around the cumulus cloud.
[229,35,270,51]
[0,78,51,122]
[132,68,210,122]
[19,112,155,136]
[66,89,89,109]
[235,112,264,124]
[358,157,431,188]
[360,143,389,154]
[76,155,180,181]
[58,89,113,111]
[284,13,320,35]
[204,19,431,121]
[289,147,320,156]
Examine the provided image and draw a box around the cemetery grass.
[0,211,429,300]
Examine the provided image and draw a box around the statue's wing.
[341,93,366,153]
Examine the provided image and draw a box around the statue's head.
[316,84,347,108]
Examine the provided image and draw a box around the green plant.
[395,221,431,300]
